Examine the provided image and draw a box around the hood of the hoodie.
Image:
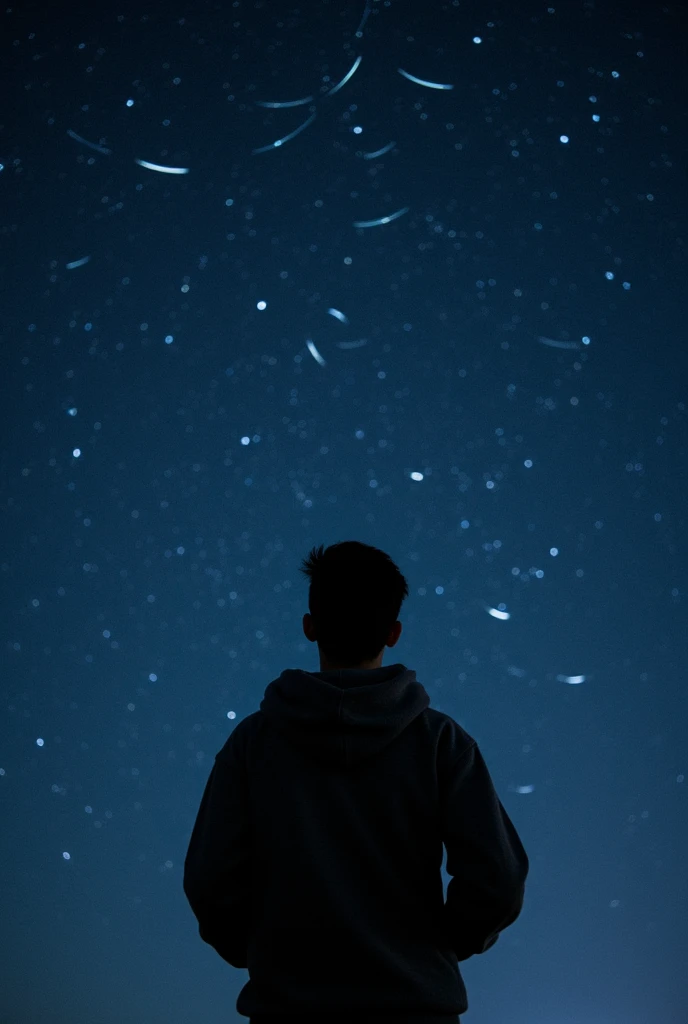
[259,662,430,769]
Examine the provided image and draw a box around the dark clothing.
[183,663,529,1022]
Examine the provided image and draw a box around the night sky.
[2,2,687,1022]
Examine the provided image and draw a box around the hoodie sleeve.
[183,733,252,969]
[441,741,529,962]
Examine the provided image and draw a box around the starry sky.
[1,2,686,1022]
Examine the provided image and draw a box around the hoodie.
[183,663,529,1023]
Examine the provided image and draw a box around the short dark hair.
[299,540,409,666]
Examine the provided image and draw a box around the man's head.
[299,540,408,671]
